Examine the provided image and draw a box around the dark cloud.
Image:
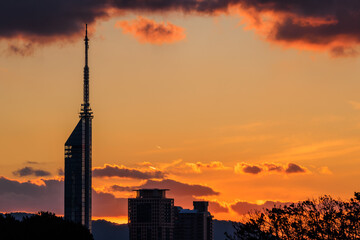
[109,179,219,197]
[109,185,134,192]
[0,177,63,214]
[235,163,263,175]
[270,4,359,41]
[240,0,360,55]
[139,179,219,197]
[0,177,127,217]
[242,165,263,174]
[236,162,307,175]
[0,0,226,46]
[57,168,64,176]
[231,200,290,215]
[0,0,109,41]
[209,201,229,213]
[3,0,360,56]
[109,179,219,214]
[93,165,166,179]
[110,0,233,14]
[13,167,51,177]
[264,163,283,172]
[285,163,306,174]
[92,191,127,217]
[330,46,358,57]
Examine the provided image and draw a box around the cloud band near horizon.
[0,176,220,217]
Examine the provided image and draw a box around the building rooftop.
[133,189,169,199]
[179,209,198,214]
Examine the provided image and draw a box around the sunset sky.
[2,0,360,224]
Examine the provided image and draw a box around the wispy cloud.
[216,135,272,145]
[115,16,186,45]
[349,100,360,110]
[265,140,360,163]
[319,166,333,175]
[137,146,186,156]
[149,159,231,175]
[13,167,51,177]
[185,161,228,173]
[5,42,34,56]
[216,122,269,133]
[26,161,39,165]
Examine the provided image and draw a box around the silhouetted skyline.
[128,189,214,240]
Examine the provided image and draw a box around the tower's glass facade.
[64,118,92,229]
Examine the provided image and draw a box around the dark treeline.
[0,212,93,240]
[226,192,360,240]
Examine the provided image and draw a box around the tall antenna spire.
[81,24,92,118]
[85,24,89,68]
[65,24,93,231]
[84,24,89,106]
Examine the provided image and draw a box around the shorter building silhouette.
[128,189,213,240]
[174,201,213,240]
[128,189,174,240]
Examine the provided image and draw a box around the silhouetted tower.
[64,24,93,230]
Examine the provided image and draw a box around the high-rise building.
[128,189,174,240]
[174,201,213,240]
[64,24,93,230]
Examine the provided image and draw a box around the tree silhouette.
[0,212,93,240]
[226,192,360,240]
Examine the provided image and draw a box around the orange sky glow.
[2,2,360,224]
